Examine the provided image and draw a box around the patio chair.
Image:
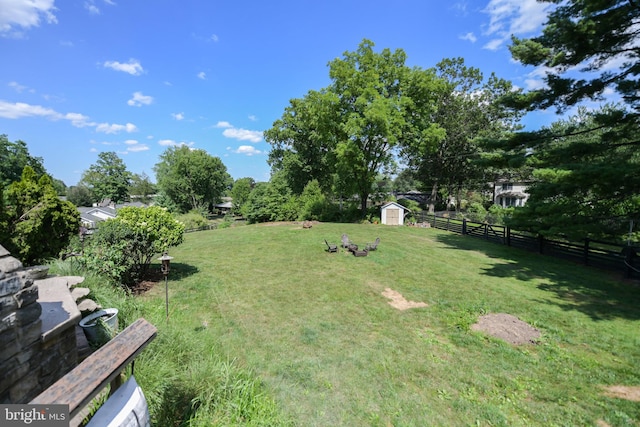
[341,234,351,248]
[365,237,380,251]
[324,239,338,253]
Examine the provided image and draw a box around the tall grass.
[52,222,640,426]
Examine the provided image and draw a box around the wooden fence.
[416,212,639,279]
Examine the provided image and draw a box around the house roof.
[499,191,527,198]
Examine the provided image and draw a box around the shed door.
[387,208,400,225]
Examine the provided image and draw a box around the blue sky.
[0,0,556,187]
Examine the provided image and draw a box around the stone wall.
[0,245,78,403]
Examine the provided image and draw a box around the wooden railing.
[30,318,157,422]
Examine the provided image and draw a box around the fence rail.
[417,213,639,279]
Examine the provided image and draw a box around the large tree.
[154,145,231,213]
[402,58,521,213]
[80,151,131,205]
[129,172,156,204]
[230,177,255,216]
[328,40,411,214]
[0,135,47,189]
[0,167,79,264]
[488,0,640,239]
[507,106,639,240]
[266,39,442,215]
[265,89,340,195]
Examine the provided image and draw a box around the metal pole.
[165,275,169,322]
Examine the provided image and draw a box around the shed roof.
[380,202,410,211]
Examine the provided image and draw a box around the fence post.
[462,218,467,235]
[584,238,590,266]
[506,227,511,246]
[484,223,488,240]
[538,234,544,254]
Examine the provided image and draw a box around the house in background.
[78,206,117,230]
[494,181,530,208]
[380,202,410,226]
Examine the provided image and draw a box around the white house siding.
[494,182,530,208]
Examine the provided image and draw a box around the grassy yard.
[68,222,640,426]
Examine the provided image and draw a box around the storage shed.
[380,202,409,226]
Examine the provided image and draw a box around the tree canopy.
[0,167,79,264]
[266,39,444,215]
[0,135,47,190]
[487,0,640,240]
[402,58,521,213]
[80,151,132,205]
[154,145,231,213]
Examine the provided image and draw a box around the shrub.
[464,202,487,223]
[81,206,184,287]
[176,210,209,231]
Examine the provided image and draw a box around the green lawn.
[74,222,640,426]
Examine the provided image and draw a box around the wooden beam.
[31,318,157,419]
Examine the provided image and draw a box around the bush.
[464,202,487,223]
[297,180,326,221]
[176,210,209,231]
[80,206,184,287]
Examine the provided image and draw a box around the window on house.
[501,183,513,191]
[505,197,518,207]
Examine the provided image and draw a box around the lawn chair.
[341,234,351,248]
[324,239,338,253]
[365,237,380,251]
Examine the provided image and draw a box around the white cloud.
[482,0,551,50]
[0,100,60,119]
[459,32,477,43]
[233,145,262,156]
[158,139,194,147]
[215,121,232,128]
[0,100,138,134]
[127,91,153,107]
[103,59,144,76]
[8,81,30,93]
[197,71,206,80]
[222,128,263,143]
[84,0,115,15]
[0,0,57,35]
[171,112,184,120]
[84,1,100,14]
[95,122,137,134]
[0,100,92,128]
[64,112,93,127]
[248,115,257,121]
[211,34,219,42]
[124,140,150,152]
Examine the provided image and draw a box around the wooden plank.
[31,318,157,419]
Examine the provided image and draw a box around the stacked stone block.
[0,245,78,403]
[0,245,43,403]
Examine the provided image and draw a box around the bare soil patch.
[602,385,640,402]
[471,313,541,345]
[129,268,164,295]
[382,288,428,310]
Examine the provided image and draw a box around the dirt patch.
[602,385,640,402]
[129,268,164,295]
[382,288,428,310]
[471,313,541,345]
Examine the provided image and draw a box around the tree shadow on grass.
[434,233,640,321]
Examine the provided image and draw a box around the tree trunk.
[428,180,438,214]
[360,192,369,217]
